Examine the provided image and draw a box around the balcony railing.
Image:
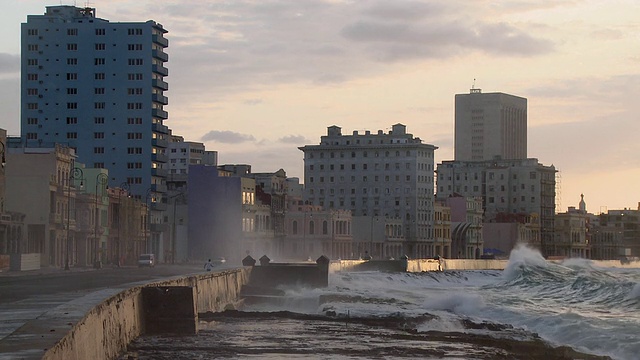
[152,153,168,163]
[152,168,168,177]
[152,34,169,47]
[152,122,169,134]
[152,107,168,119]
[152,93,169,105]
[152,78,169,90]
[152,64,169,76]
[152,49,169,62]
[152,137,169,148]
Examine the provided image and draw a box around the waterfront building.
[252,169,288,257]
[20,5,170,199]
[0,129,27,265]
[446,195,484,258]
[436,158,556,256]
[554,204,590,258]
[454,89,527,161]
[433,200,451,258]
[4,145,78,267]
[299,124,437,259]
[598,204,640,258]
[107,185,147,266]
[483,212,541,257]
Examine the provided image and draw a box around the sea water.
[122,246,640,359]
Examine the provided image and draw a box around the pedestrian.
[204,258,214,272]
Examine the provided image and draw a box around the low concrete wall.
[329,259,367,273]
[1,268,251,360]
[441,259,508,271]
[584,260,640,269]
[405,259,442,272]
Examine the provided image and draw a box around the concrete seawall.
[330,258,509,273]
[2,268,251,360]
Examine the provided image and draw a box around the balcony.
[151,201,168,212]
[152,168,168,177]
[152,93,168,105]
[152,78,169,90]
[152,64,169,76]
[152,107,168,119]
[152,49,169,62]
[152,137,169,148]
[152,153,168,163]
[152,122,169,134]
[151,183,168,193]
[152,34,169,47]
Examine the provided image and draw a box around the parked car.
[138,253,155,267]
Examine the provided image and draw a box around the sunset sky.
[0,0,638,212]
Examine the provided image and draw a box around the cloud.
[243,99,263,105]
[200,130,256,143]
[0,53,20,76]
[278,135,309,144]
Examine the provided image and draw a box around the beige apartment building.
[299,124,437,259]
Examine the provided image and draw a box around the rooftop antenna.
[470,78,481,94]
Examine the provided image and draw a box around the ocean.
[122,246,640,359]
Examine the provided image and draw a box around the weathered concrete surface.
[332,258,508,273]
[441,259,508,271]
[1,268,251,360]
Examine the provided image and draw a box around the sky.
[0,0,639,213]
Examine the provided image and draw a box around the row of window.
[310,187,414,196]
[25,27,144,36]
[309,174,418,183]
[308,150,429,159]
[27,73,147,81]
[487,196,537,204]
[309,162,415,171]
[27,102,147,110]
[63,132,144,139]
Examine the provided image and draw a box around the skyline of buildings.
[0,5,637,268]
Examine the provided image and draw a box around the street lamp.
[145,188,153,256]
[116,182,130,267]
[94,172,108,268]
[65,167,84,270]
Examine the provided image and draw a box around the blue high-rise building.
[20,5,170,198]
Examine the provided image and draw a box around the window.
[94,58,105,65]
[127,162,143,169]
[95,73,105,80]
[127,88,143,95]
[66,102,77,109]
[27,44,38,51]
[66,132,77,139]
[27,103,38,110]
[66,88,77,95]
[95,28,105,35]
[95,43,106,50]
[128,58,144,65]
[127,103,143,109]
[94,132,105,139]
[66,58,78,65]
[66,73,77,80]
[27,29,38,36]
[128,28,143,35]
[27,59,38,66]
[94,88,105,95]
[127,73,143,80]
[128,44,143,50]
[127,147,143,154]
[67,43,78,51]
[127,132,143,139]
[66,117,77,124]
[94,117,105,124]
[127,117,143,124]
[67,29,78,36]
[94,102,105,109]
[27,74,38,81]
[27,88,38,96]
[27,117,38,125]
[94,147,104,154]
[26,133,38,140]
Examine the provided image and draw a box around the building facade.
[20,5,170,201]
[436,158,556,256]
[455,89,527,161]
[299,124,437,258]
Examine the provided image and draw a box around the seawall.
[1,268,251,360]
[330,258,509,273]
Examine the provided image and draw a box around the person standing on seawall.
[204,259,214,272]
